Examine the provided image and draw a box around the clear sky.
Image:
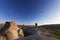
[0,0,60,25]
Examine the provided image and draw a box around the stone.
[0,21,24,40]
[18,29,24,37]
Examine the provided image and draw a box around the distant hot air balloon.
[8,8,13,21]
[41,11,43,13]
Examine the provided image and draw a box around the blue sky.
[0,0,60,25]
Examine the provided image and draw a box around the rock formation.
[0,21,24,40]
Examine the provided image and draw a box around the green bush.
[55,30,60,36]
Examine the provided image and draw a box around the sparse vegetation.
[42,24,60,38]
[55,30,60,36]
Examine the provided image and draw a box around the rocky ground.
[17,24,60,40]
[0,22,60,40]
[17,27,60,40]
[17,34,60,40]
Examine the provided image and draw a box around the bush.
[55,30,60,36]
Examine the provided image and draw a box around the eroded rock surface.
[0,21,24,40]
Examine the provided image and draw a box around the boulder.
[0,21,24,40]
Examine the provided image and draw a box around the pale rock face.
[4,21,24,40]
[0,35,6,40]
[18,29,24,37]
